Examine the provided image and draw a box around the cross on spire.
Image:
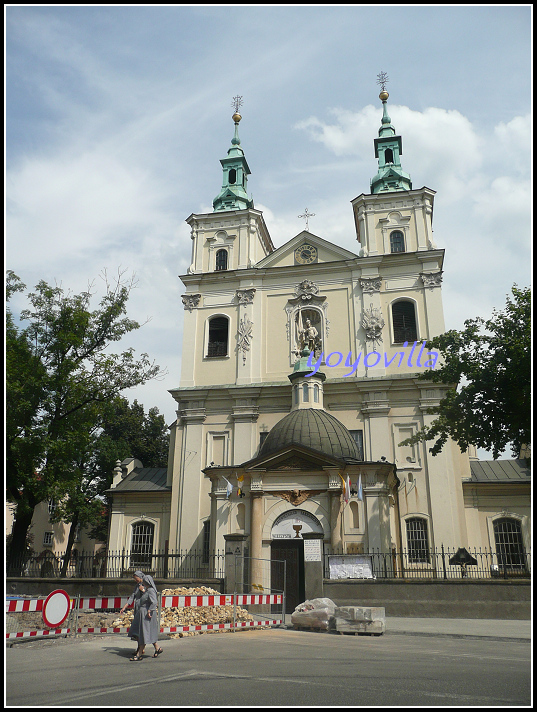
[376,71,389,92]
[298,208,315,231]
[232,95,243,114]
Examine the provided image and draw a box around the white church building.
[107,89,530,603]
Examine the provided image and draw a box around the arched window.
[228,168,236,184]
[314,384,319,403]
[302,383,309,402]
[207,316,229,357]
[392,301,417,343]
[406,517,429,563]
[294,385,299,405]
[215,249,228,271]
[390,230,405,253]
[130,521,154,568]
[385,148,394,164]
[493,518,526,571]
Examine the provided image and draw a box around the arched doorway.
[270,510,324,613]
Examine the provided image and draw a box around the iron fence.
[7,548,226,579]
[324,546,531,580]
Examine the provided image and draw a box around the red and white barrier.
[77,596,130,610]
[7,628,71,640]
[161,594,233,608]
[6,598,44,613]
[6,591,284,639]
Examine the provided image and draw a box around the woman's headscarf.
[133,570,157,592]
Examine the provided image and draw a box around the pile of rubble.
[112,586,256,638]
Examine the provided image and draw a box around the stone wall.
[323,579,531,619]
[6,577,223,598]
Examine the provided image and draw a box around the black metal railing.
[7,548,226,579]
[323,546,531,580]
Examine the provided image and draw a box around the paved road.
[6,628,531,706]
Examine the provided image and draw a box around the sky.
[6,5,531,460]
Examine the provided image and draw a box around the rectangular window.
[43,531,54,547]
[350,430,364,460]
[406,519,430,563]
[48,499,56,518]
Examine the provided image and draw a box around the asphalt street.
[6,628,531,706]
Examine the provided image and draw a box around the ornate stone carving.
[420,271,443,289]
[295,279,319,300]
[360,277,382,295]
[181,294,201,311]
[273,490,323,507]
[236,288,256,304]
[237,315,253,365]
[361,303,385,345]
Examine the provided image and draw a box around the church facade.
[107,91,530,595]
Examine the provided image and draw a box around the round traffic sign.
[42,589,71,628]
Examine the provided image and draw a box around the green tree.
[6,270,163,574]
[50,395,170,563]
[401,285,530,459]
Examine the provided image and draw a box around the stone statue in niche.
[295,309,322,358]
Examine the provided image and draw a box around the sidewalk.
[283,615,531,642]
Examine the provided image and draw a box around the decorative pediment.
[255,231,358,268]
[242,443,347,472]
[272,456,316,470]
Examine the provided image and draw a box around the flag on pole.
[237,473,245,498]
[346,475,351,501]
[357,474,363,501]
[338,472,349,503]
[222,477,233,499]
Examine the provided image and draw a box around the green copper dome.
[259,408,361,461]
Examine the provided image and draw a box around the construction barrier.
[6,594,75,640]
[6,593,284,639]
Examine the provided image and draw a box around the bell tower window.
[228,168,236,185]
[215,249,228,271]
[392,301,417,343]
[385,148,394,164]
[207,316,229,357]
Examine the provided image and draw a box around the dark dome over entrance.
[259,408,360,461]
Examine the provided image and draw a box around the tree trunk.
[60,511,80,578]
[7,506,35,576]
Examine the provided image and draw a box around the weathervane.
[232,95,243,115]
[376,71,389,92]
[298,208,315,231]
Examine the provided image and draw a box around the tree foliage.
[401,285,530,459]
[6,269,164,573]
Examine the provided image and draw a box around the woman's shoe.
[153,648,164,658]
[129,654,143,661]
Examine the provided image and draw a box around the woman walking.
[120,571,163,661]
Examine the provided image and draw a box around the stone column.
[250,492,264,589]
[302,532,324,600]
[330,491,342,551]
[224,534,248,594]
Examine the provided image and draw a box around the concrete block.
[335,606,385,622]
[332,618,386,635]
